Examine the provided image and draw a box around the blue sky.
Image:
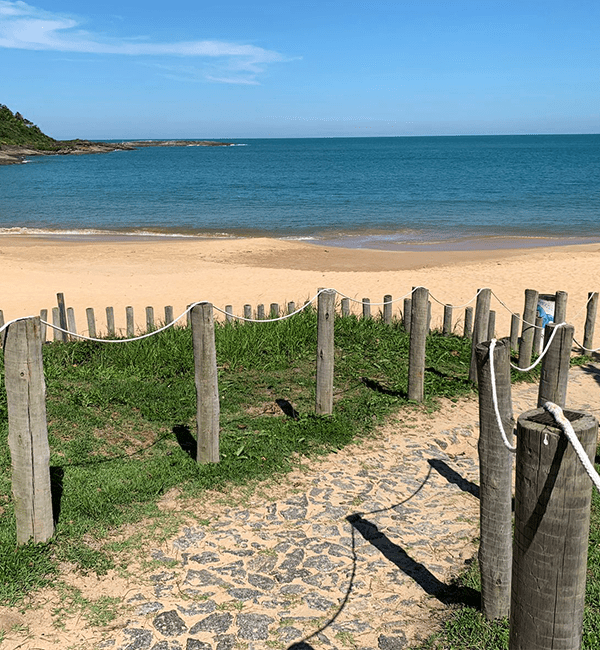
[1,0,599,139]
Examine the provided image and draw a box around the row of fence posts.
[476,313,598,649]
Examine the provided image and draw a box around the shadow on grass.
[50,466,64,525]
[276,398,299,419]
[428,459,480,499]
[361,376,406,398]
[173,424,197,459]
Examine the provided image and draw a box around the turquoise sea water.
[1,135,599,250]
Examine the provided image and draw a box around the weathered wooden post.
[225,305,233,323]
[404,298,412,333]
[518,289,539,368]
[56,293,68,343]
[106,307,115,338]
[537,322,574,409]
[316,289,336,415]
[362,298,371,320]
[126,307,135,337]
[383,295,393,324]
[469,288,491,384]
[532,315,543,357]
[190,303,220,464]
[408,287,429,402]
[0,310,4,329]
[554,290,568,323]
[3,317,54,544]
[510,408,598,650]
[287,301,295,315]
[243,304,252,319]
[270,303,279,319]
[164,305,174,325]
[487,310,496,340]
[257,304,265,320]
[427,300,432,333]
[443,304,453,336]
[341,298,350,317]
[66,307,77,340]
[464,306,473,338]
[475,338,514,620]
[146,306,155,332]
[52,308,60,342]
[582,291,598,353]
[39,309,48,343]
[510,313,520,351]
[86,308,97,338]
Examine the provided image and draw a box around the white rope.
[573,337,600,353]
[543,402,600,493]
[488,338,517,453]
[334,288,414,305]
[509,322,567,372]
[428,288,484,309]
[490,289,545,330]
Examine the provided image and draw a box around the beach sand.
[1,236,600,340]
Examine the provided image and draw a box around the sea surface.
[1,135,599,250]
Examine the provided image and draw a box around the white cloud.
[0,0,289,83]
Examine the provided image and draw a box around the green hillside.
[0,104,58,150]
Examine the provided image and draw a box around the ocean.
[1,134,599,250]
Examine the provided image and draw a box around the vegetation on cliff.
[0,104,59,150]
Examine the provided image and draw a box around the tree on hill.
[0,104,58,149]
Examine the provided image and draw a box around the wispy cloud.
[0,0,290,83]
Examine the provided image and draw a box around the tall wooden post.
[56,292,68,342]
[469,288,491,384]
[86,308,97,338]
[582,291,598,353]
[554,290,568,323]
[3,317,54,544]
[510,313,520,351]
[191,303,220,464]
[443,305,453,336]
[475,339,514,620]
[464,306,473,338]
[316,289,336,415]
[510,408,598,650]
[403,298,412,333]
[537,323,574,409]
[362,298,371,320]
[383,295,393,324]
[518,289,539,368]
[408,287,429,402]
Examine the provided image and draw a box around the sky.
[1,0,599,139]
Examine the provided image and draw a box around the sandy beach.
[1,236,600,341]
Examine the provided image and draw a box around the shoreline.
[1,235,600,340]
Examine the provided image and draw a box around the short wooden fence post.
[518,289,539,368]
[510,313,520,351]
[39,309,47,343]
[86,308,97,338]
[408,287,429,401]
[243,304,252,319]
[383,295,393,324]
[257,304,265,320]
[362,298,371,320]
[475,338,514,620]
[191,303,220,464]
[316,289,336,415]
[341,298,350,317]
[287,301,295,315]
[3,317,54,544]
[225,305,233,323]
[164,305,174,325]
[146,306,155,332]
[66,307,77,340]
[510,408,598,650]
[487,310,496,340]
[464,305,473,338]
[532,315,543,356]
[270,303,279,319]
[469,288,491,384]
[126,307,135,337]
[443,304,453,336]
[537,322,574,409]
[582,291,598,353]
[554,290,568,323]
[404,298,412,333]
[106,307,115,338]
[56,292,68,342]
[52,308,61,342]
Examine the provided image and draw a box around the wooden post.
[464,306,473,339]
[475,338,514,620]
[186,304,191,328]
[3,317,54,544]
[0,310,4,329]
[56,293,68,343]
[190,303,220,464]
[257,304,265,320]
[39,309,47,343]
[383,295,393,324]
[408,287,429,402]
[582,291,598,353]
[487,310,496,341]
[341,298,350,317]
[86,308,97,338]
[469,288,491,384]
[126,307,135,337]
[243,304,252,319]
[362,298,371,319]
[164,305,174,325]
[52,307,61,342]
[443,304,453,336]
[270,303,279,319]
[287,301,295,315]
[554,290,568,323]
[106,307,115,338]
[404,298,412,333]
[532,315,543,356]
[518,289,539,368]
[145,306,155,332]
[510,313,520,351]
[67,307,77,339]
[537,323,574,409]
[316,289,336,415]
[225,305,233,323]
[510,408,598,650]
[427,300,432,333]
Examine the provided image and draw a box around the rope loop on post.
[488,339,517,453]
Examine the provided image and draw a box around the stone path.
[4,364,600,650]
